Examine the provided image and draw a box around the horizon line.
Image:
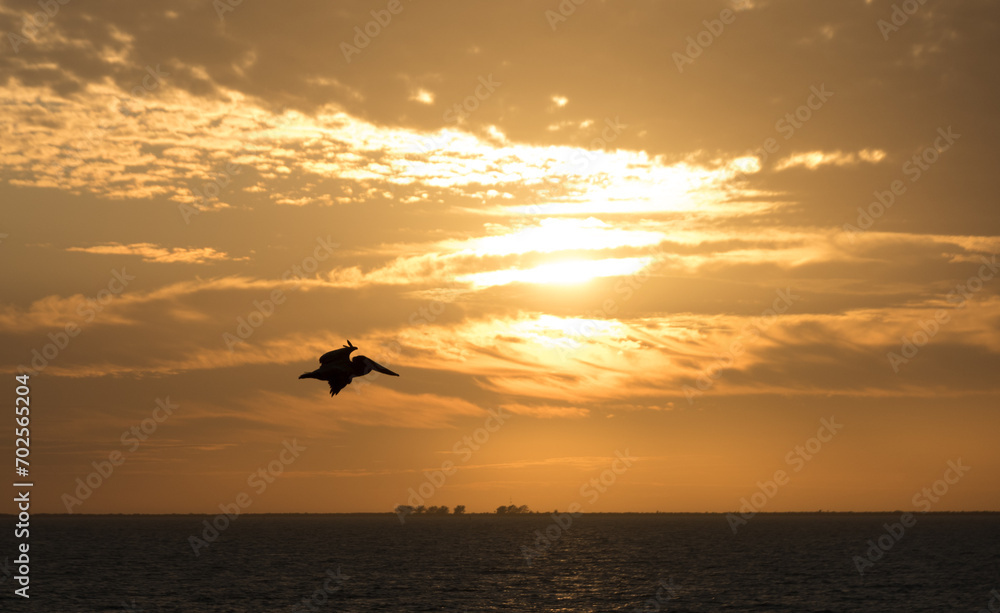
[9,510,1000,517]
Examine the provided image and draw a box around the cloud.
[500,403,590,419]
[774,149,887,170]
[67,242,242,264]
[240,387,488,430]
[459,257,652,288]
[0,275,295,333]
[0,77,775,222]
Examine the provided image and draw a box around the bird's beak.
[370,361,399,376]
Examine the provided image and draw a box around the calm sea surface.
[1,513,998,612]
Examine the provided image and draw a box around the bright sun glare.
[461,217,664,256]
[460,257,651,287]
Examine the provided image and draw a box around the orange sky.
[1,0,998,514]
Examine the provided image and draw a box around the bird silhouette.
[299,340,399,396]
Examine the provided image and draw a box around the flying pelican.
[299,340,399,396]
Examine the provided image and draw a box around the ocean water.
[1,513,998,612]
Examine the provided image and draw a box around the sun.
[460,257,651,287]
[460,217,663,256]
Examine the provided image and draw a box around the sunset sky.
[2,0,998,514]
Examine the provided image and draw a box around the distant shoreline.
[6,510,999,517]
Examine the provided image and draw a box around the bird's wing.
[326,371,353,396]
[358,356,400,377]
[319,346,356,365]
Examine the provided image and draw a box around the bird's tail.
[298,372,316,379]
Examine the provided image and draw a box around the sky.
[1,0,998,514]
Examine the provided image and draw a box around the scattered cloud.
[67,242,242,264]
[774,149,887,171]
